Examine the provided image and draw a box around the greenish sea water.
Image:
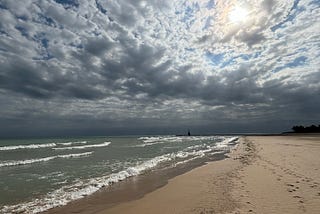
[0,135,238,213]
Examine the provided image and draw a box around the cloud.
[0,0,319,136]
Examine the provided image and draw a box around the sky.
[0,0,319,137]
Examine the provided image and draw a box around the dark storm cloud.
[0,56,105,100]
[0,57,58,99]
[0,0,319,137]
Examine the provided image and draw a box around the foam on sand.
[215,137,239,149]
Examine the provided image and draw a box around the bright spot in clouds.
[229,5,249,23]
[0,0,319,136]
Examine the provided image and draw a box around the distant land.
[286,124,320,133]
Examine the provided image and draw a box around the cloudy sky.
[0,0,319,137]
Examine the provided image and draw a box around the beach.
[231,135,320,213]
[0,136,238,213]
[1,136,319,214]
[79,135,320,214]
[1,0,319,212]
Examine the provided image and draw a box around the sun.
[228,5,248,24]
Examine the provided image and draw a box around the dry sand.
[231,136,320,214]
[98,135,320,214]
[44,135,320,214]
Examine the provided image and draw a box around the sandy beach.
[45,135,320,214]
[231,135,320,214]
[2,1,319,212]
[97,135,320,214]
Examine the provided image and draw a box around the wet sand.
[45,135,320,214]
[44,150,228,214]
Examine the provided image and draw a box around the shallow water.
[0,135,238,213]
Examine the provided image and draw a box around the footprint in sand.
[305,178,311,182]
[287,183,299,193]
[310,183,318,188]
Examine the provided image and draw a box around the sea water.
[0,135,238,213]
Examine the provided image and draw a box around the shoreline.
[95,137,249,214]
[44,135,320,214]
[43,144,233,214]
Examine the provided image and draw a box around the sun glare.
[228,6,248,24]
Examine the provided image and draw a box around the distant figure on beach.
[188,129,191,136]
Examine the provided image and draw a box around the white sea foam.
[0,153,173,214]
[53,142,111,150]
[136,136,221,147]
[184,144,208,151]
[177,146,214,158]
[0,143,57,151]
[138,136,163,142]
[174,151,225,166]
[0,152,93,168]
[173,137,239,166]
[0,136,239,214]
[58,141,88,146]
[134,141,165,147]
[215,137,239,149]
[135,136,176,147]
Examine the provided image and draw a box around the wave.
[173,137,239,166]
[53,142,111,150]
[0,153,174,213]
[136,136,221,147]
[0,141,91,151]
[134,141,165,147]
[0,152,93,168]
[0,143,57,151]
[58,141,88,146]
[215,137,239,149]
[1,137,239,213]
[174,151,225,166]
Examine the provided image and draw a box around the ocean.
[0,135,238,213]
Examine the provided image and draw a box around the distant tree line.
[292,124,320,133]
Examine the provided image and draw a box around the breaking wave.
[0,137,238,213]
[53,142,111,150]
[58,141,88,146]
[0,153,174,213]
[136,136,224,147]
[0,141,91,151]
[0,152,93,168]
[0,143,57,151]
